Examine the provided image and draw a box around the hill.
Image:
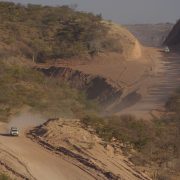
[164,19,180,50]
[0,2,144,62]
[0,56,96,121]
[0,2,149,119]
[0,2,135,62]
[0,2,180,180]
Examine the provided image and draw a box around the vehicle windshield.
[11,128,18,131]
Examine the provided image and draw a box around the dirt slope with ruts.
[28,118,151,180]
[0,122,95,180]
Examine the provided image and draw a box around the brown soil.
[28,118,152,180]
[0,118,152,180]
[0,122,95,180]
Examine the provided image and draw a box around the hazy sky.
[3,0,180,24]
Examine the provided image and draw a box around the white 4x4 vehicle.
[164,46,170,53]
[10,127,19,136]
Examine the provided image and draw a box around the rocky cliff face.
[37,66,122,106]
[164,20,180,50]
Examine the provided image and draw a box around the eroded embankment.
[27,118,151,180]
[36,66,122,106]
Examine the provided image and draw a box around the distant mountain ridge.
[125,23,173,47]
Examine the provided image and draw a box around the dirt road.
[0,124,95,180]
[116,52,180,118]
[0,121,152,180]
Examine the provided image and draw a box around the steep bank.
[0,57,96,121]
[36,66,122,105]
[35,46,157,115]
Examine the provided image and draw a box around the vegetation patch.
[81,114,151,150]
[0,2,120,62]
[0,173,9,180]
[0,56,97,121]
[166,88,180,115]
[81,100,180,179]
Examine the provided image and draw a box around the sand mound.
[104,21,142,59]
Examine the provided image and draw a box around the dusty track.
[0,124,95,180]
[0,120,152,180]
[117,52,180,118]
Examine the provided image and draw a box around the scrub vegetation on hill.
[81,89,180,179]
[0,2,120,62]
[1,1,180,179]
[0,56,97,121]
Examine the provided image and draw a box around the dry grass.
[0,56,97,121]
[81,107,180,179]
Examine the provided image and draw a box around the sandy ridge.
[27,118,151,180]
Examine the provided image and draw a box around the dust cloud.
[8,111,47,130]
